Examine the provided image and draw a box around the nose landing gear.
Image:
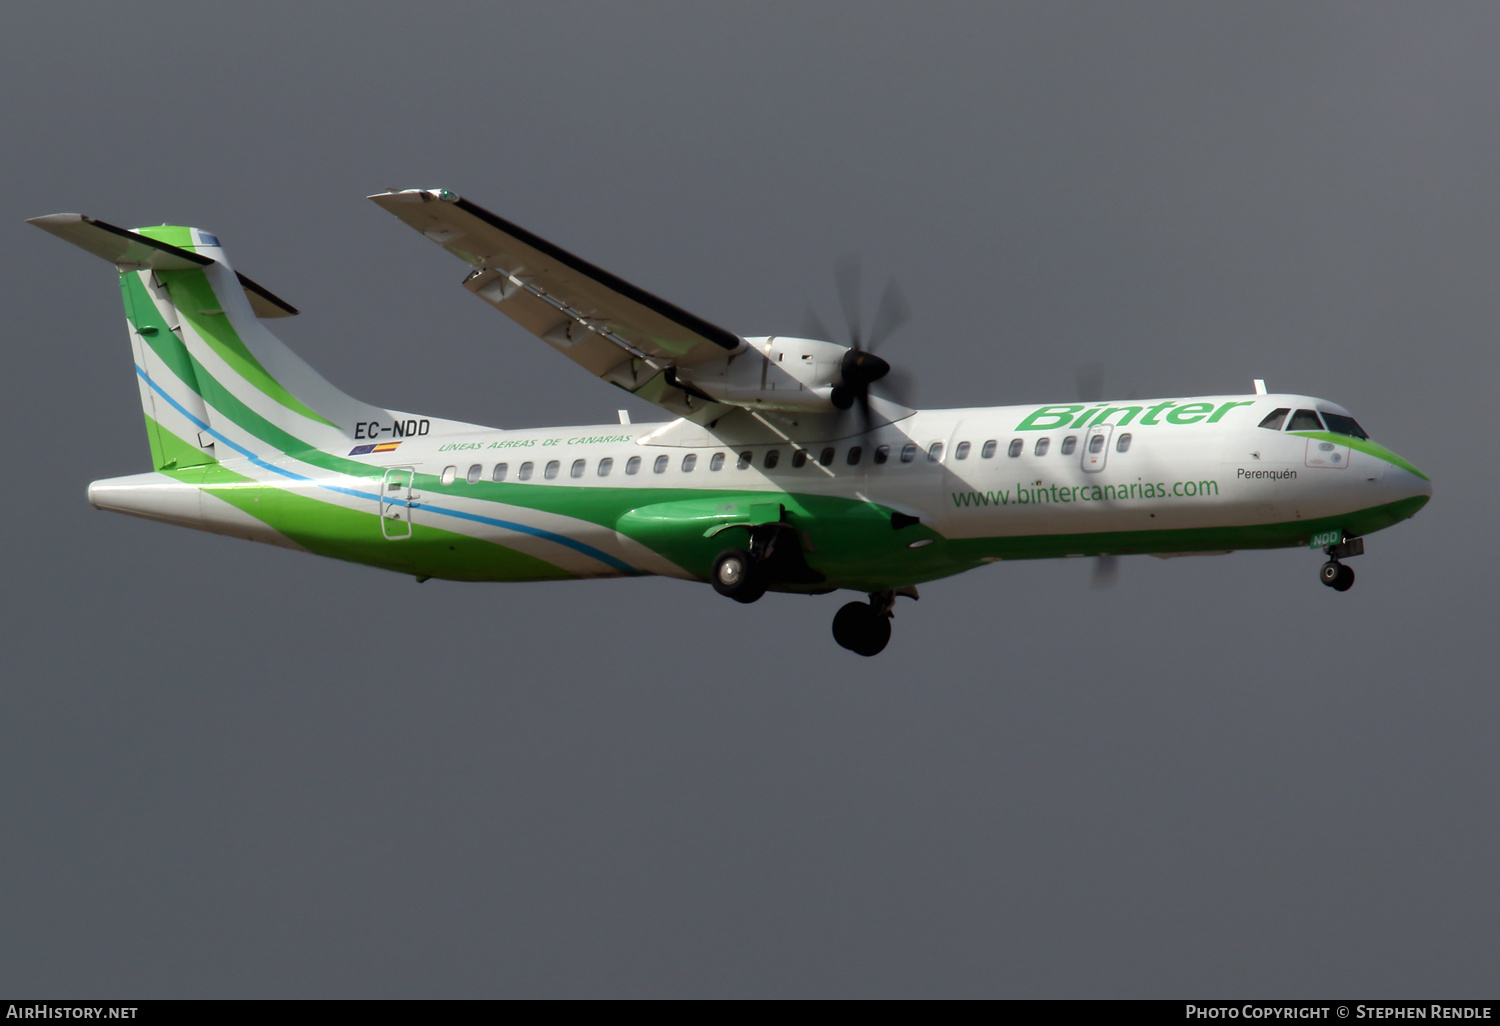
[1318,536,1363,592]
[831,587,918,656]
[1320,560,1355,591]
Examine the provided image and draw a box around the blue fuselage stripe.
[136,366,640,574]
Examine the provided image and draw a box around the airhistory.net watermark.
[5,1007,137,1019]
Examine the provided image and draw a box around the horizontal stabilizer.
[28,213,297,317]
[235,271,298,318]
[28,213,210,271]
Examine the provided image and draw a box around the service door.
[1082,424,1113,473]
[380,466,417,540]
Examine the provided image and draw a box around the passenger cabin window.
[518,461,534,481]
[1088,434,1105,454]
[764,449,780,469]
[710,452,725,471]
[1321,413,1369,439]
[1116,433,1132,453]
[954,441,970,460]
[900,443,918,463]
[820,447,835,466]
[467,464,482,484]
[681,453,697,472]
[1034,438,1049,457]
[846,446,862,465]
[1007,439,1023,458]
[570,459,586,479]
[1258,408,1290,431]
[874,445,890,464]
[653,454,669,473]
[1288,409,1325,432]
[792,449,808,468]
[981,440,997,459]
[737,451,752,469]
[1060,436,1077,455]
[927,442,943,462]
[597,457,614,477]
[626,456,641,475]
[441,466,457,485]
[544,460,560,480]
[492,463,508,482]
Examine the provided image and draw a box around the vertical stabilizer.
[30,214,398,468]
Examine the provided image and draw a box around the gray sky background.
[2,1,1497,998]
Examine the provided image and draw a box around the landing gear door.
[1082,424,1113,473]
[380,466,416,540]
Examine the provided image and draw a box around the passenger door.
[380,466,417,539]
[1082,424,1113,473]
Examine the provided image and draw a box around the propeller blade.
[874,367,917,407]
[866,277,910,353]
[1076,362,1105,404]
[1091,554,1118,589]
[835,256,863,349]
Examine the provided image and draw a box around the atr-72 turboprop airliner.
[31,189,1432,655]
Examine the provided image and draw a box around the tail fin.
[30,214,374,469]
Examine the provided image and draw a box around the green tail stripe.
[135,225,196,250]
[141,413,167,471]
[155,268,338,428]
[143,415,217,471]
[122,273,201,391]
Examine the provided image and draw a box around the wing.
[368,189,741,420]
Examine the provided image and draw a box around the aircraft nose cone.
[1415,469,1433,500]
[1383,449,1432,514]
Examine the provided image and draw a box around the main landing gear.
[709,525,915,655]
[712,548,766,604]
[1318,536,1363,593]
[832,588,918,657]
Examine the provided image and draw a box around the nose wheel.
[1319,560,1355,591]
[1318,536,1363,592]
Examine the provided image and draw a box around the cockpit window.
[1287,409,1324,432]
[1321,413,1369,440]
[1258,408,1290,431]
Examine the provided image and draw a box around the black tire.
[1332,564,1355,592]
[712,549,765,603]
[831,601,892,657]
[1320,561,1342,588]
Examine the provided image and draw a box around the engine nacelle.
[672,336,849,412]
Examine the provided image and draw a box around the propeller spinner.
[809,257,912,420]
